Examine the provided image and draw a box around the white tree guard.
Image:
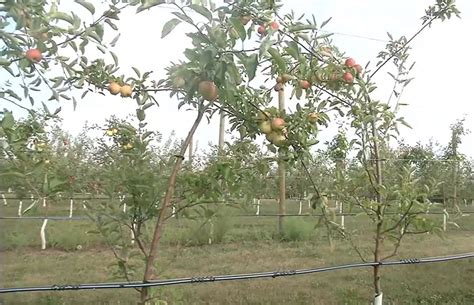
[298,200,302,215]
[172,205,176,217]
[69,199,74,218]
[40,219,48,250]
[82,200,87,209]
[443,209,447,232]
[373,293,383,305]
[120,195,126,213]
[131,223,135,245]
[18,200,23,217]
[208,219,213,245]
[42,197,47,207]
[1,193,7,205]
[256,199,260,216]
[339,201,345,229]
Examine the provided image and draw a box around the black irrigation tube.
[0,252,473,294]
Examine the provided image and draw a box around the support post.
[1,193,7,205]
[218,110,225,153]
[277,86,286,235]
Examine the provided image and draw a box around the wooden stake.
[278,87,286,235]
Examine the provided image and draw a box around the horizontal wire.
[0,252,472,294]
[2,194,474,201]
[1,211,472,221]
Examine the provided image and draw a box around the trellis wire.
[0,252,472,294]
[1,211,472,220]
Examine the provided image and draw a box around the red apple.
[343,72,354,84]
[270,21,279,31]
[271,118,285,130]
[344,58,356,68]
[299,80,311,89]
[25,48,42,63]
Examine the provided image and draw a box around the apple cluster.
[257,111,288,147]
[108,82,133,98]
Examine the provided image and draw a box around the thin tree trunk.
[140,108,206,304]
[188,135,193,165]
[371,118,383,298]
[278,87,286,235]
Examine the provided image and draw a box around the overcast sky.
[3,0,474,157]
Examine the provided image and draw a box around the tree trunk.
[371,117,383,300]
[188,135,193,165]
[140,108,206,304]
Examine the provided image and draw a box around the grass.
[0,199,473,304]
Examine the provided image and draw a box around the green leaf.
[0,58,11,66]
[259,37,273,57]
[189,4,212,22]
[162,18,182,38]
[50,12,75,25]
[285,42,300,59]
[172,12,193,24]
[143,102,154,110]
[243,54,258,81]
[268,48,286,72]
[136,109,146,121]
[104,18,118,30]
[288,24,316,32]
[137,0,166,13]
[0,171,25,178]
[320,17,332,28]
[1,112,14,129]
[229,17,246,40]
[50,177,66,190]
[94,24,104,40]
[132,67,141,78]
[75,0,95,15]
